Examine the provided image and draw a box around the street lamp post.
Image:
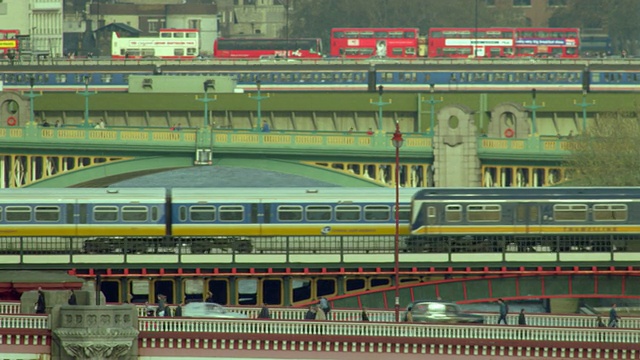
[197,80,217,127]
[249,79,270,131]
[370,85,391,131]
[421,84,443,136]
[574,90,595,134]
[78,76,96,128]
[27,77,41,125]
[391,121,404,323]
[523,88,544,136]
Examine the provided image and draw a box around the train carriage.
[0,188,166,253]
[408,187,640,253]
[170,187,415,253]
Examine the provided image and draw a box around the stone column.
[51,305,139,360]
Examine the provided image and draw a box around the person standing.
[319,297,331,319]
[609,304,620,328]
[68,289,77,305]
[304,305,316,320]
[518,309,526,325]
[497,299,508,325]
[258,303,270,319]
[35,288,46,314]
[361,308,369,322]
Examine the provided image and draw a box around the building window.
[548,0,567,5]
[513,0,531,6]
[148,20,159,33]
[188,19,201,30]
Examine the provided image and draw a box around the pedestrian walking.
[497,298,509,325]
[608,304,620,328]
[35,287,46,314]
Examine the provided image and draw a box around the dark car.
[403,300,484,324]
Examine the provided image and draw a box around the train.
[1,62,638,93]
[0,187,414,255]
[1,186,639,255]
[407,187,640,253]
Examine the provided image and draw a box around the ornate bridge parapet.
[51,305,138,360]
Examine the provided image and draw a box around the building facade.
[0,0,64,57]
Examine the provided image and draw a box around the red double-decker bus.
[213,38,323,59]
[428,27,579,59]
[330,27,419,59]
[0,30,20,59]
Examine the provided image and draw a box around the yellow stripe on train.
[173,224,412,237]
[412,225,640,235]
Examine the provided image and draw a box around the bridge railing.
[0,314,48,329]
[134,305,640,329]
[138,317,640,344]
[1,124,582,161]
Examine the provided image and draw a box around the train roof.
[412,187,640,201]
[170,187,419,203]
[0,188,167,202]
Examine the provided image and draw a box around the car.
[403,300,484,324]
[181,302,249,319]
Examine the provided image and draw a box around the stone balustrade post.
[51,305,138,360]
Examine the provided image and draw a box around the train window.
[178,206,187,222]
[122,206,148,222]
[34,206,60,222]
[0,206,2,221]
[467,204,501,222]
[553,204,587,221]
[151,206,159,222]
[5,206,31,222]
[305,205,331,221]
[219,205,244,222]
[593,204,628,221]
[365,205,390,221]
[55,74,67,83]
[335,205,361,221]
[190,205,216,221]
[100,74,112,84]
[94,206,118,222]
[399,205,411,221]
[445,205,462,222]
[277,205,303,221]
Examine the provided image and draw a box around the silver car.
[181,302,249,319]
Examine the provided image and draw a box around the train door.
[514,203,540,251]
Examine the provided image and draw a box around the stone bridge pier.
[51,305,139,360]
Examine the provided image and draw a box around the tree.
[563,113,640,186]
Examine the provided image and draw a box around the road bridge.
[0,310,638,360]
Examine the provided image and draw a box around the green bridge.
[0,90,630,188]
